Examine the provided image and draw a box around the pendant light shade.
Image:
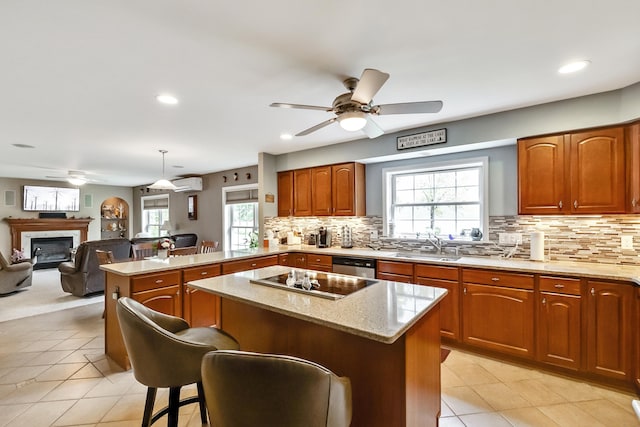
[148,150,178,190]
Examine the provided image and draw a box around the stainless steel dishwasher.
[332,256,376,278]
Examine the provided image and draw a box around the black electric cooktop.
[250,271,377,300]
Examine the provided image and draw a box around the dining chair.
[199,240,219,253]
[132,242,154,260]
[169,246,198,256]
[201,350,352,427]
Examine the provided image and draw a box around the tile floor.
[0,303,638,426]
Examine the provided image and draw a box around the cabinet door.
[277,171,294,217]
[183,264,221,327]
[570,128,625,213]
[306,254,332,272]
[518,136,567,214]
[415,277,459,340]
[133,285,182,317]
[586,281,633,381]
[377,260,414,283]
[331,163,365,216]
[627,123,640,213]
[462,283,534,358]
[311,166,332,216]
[293,169,312,216]
[538,292,581,370]
[222,255,279,274]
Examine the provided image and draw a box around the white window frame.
[140,194,170,237]
[222,184,259,251]
[381,157,489,241]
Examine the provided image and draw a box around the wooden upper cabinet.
[569,128,625,213]
[518,125,626,215]
[518,136,567,214]
[293,168,313,216]
[277,171,294,217]
[627,123,640,213]
[311,166,333,216]
[277,162,365,217]
[332,162,365,216]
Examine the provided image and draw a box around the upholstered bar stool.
[116,297,239,427]
[201,350,352,427]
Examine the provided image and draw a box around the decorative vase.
[157,249,168,259]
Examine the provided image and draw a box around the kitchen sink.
[393,252,461,262]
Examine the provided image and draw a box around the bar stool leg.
[167,386,181,427]
[142,387,157,427]
[196,381,208,424]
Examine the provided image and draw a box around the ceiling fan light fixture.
[148,150,178,190]
[67,177,87,186]
[338,111,367,132]
[558,60,590,74]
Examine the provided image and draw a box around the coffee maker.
[316,226,332,248]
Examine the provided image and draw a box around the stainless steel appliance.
[316,226,331,248]
[332,256,376,278]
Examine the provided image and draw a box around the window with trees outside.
[141,195,170,237]
[224,185,259,250]
[383,158,488,241]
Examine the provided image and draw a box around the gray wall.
[0,178,134,255]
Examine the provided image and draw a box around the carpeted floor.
[0,268,102,322]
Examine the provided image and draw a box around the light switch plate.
[621,235,634,250]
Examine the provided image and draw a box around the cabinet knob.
[574,200,578,209]
[554,284,565,289]
[542,297,546,305]
[463,287,467,295]
[200,271,208,276]
[558,201,563,209]
[251,263,257,267]
[491,277,500,282]
[155,279,164,284]
[632,198,637,207]
[590,287,595,296]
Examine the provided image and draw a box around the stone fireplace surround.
[4,218,92,259]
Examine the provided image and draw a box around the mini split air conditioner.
[172,177,203,192]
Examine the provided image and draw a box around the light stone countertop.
[101,244,640,286]
[186,265,448,344]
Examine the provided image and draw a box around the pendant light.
[148,150,178,190]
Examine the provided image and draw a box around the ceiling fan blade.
[295,118,337,136]
[362,117,384,139]
[376,101,443,115]
[351,69,390,105]
[270,102,332,112]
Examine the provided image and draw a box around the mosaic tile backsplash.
[264,215,640,266]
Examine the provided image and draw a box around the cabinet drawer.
[306,254,332,268]
[377,260,414,276]
[183,264,221,282]
[539,276,581,295]
[131,271,181,293]
[415,264,459,281]
[377,272,414,284]
[462,269,534,290]
[222,255,278,274]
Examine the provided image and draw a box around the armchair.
[0,251,33,295]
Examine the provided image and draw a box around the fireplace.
[31,236,74,269]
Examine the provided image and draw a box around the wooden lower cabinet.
[415,264,460,340]
[586,280,634,382]
[461,270,535,358]
[537,276,582,370]
[131,271,182,317]
[636,287,640,391]
[183,264,222,327]
[377,260,414,283]
[222,255,278,274]
[306,254,332,272]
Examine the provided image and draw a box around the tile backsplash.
[264,215,640,265]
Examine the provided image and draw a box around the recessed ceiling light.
[156,94,179,105]
[558,60,591,74]
[12,143,35,148]
[280,133,293,140]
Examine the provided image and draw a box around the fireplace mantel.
[4,218,93,250]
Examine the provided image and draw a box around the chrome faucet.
[425,232,443,253]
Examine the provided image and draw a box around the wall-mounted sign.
[397,128,447,150]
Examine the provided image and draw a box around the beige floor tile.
[85,377,137,398]
[95,421,140,427]
[82,337,105,349]
[35,362,87,381]
[42,330,79,341]
[575,399,640,427]
[19,340,64,353]
[438,416,465,427]
[458,412,513,427]
[23,350,74,366]
[489,361,544,383]
[537,373,600,402]
[52,396,120,426]
[442,385,494,415]
[537,402,607,427]
[446,363,501,386]
[471,382,532,411]
[0,365,49,385]
[69,363,104,379]
[4,400,76,427]
[500,407,561,427]
[504,378,566,406]
[100,393,146,422]
[0,352,41,369]
[0,403,31,426]
[0,383,16,399]
[592,385,639,415]
[58,349,104,364]
[50,337,94,352]
[441,365,465,387]
[440,399,455,417]
[1,380,62,404]
[41,378,103,401]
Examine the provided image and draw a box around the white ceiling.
[1,1,639,187]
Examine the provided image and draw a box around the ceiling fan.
[270,68,443,139]
[45,170,98,186]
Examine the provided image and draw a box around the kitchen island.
[187,265,447,427]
